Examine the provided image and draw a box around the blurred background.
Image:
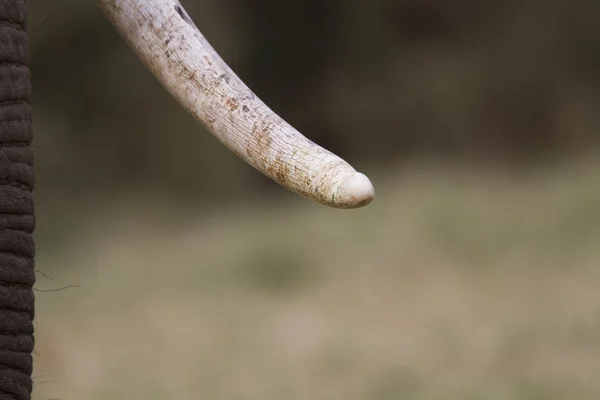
[29,0,600,399]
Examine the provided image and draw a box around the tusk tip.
[333,172,375,209]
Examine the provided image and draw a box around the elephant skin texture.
[0,0,36,399]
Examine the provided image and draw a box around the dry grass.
[32,160,600,399]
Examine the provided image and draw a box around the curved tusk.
[97,0,374,208]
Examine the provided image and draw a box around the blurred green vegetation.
[26,1,600,399]
[28,0,600,215]
[32,159,600,399]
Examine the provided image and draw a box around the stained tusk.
[97,0,374,208]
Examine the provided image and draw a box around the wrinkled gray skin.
[0,1,36,399]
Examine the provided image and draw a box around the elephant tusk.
[97,0,374,208]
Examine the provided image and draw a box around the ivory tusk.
[97,0,375,208]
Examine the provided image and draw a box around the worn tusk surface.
[97,0,374,208]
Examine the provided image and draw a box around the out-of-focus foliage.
[27,3,600,397]
[29,0,600,206]
[33,160,600,399]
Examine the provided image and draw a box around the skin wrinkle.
[0,1,35,399]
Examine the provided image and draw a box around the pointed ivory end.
[332,172,375,209]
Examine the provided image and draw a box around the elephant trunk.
[0,1,36,399]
